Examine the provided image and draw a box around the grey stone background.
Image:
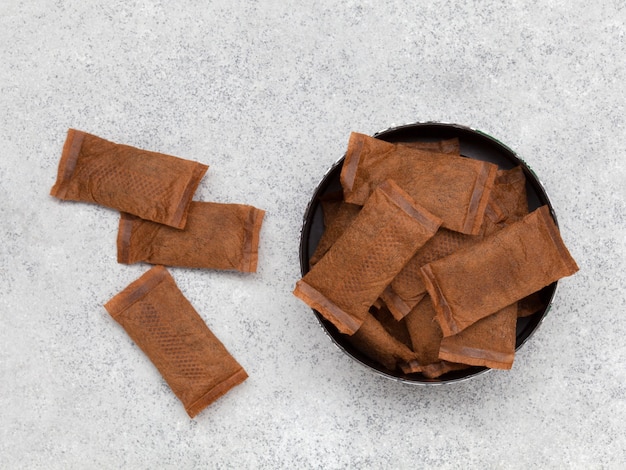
[1,0,624,468]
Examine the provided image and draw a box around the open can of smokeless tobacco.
[298,122,559,384]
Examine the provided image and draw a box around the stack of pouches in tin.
[51,129,265,417]
[293,132,578,378]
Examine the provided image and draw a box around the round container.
[298,122,558,384]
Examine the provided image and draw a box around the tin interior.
[299,122,558,384]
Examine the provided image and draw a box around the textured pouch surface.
[438,303,518,370]
[294,180,442,335]
[347,311,417,371]
[340,132,498,235]
[382,166,529,320]
[51,129,208,228]
[421,205,579,337]
[117,201,265,272]
[104,266,248,418]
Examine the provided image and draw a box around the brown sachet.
[420,361,470,379]
[117,201,265,272]
[401,295,443,373]
[438,303,518,370]
[370,304,413,349]
[382,166,529,320]
[421,205,579,337]
[104,266,248,418]
[309,195,361,266]
[397,138,460,155]
[517,292,546,318]
[340,132,498,235]
[310,139,461,267]
[381,228,471,320]
[293,180,442,335]
[346,311,417,371]
[50,129,208,229]
[483,165,529,233]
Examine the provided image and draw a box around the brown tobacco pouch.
[346,311,417,371]
[370,305,413,349]
[50,129,208,229]
[420,361,470,379]
[483,165,529,229]
[293,180,442,335]
[104,266,248,418]
[517,292,546,318]
[309,193,361,266]
[382,166,529,320]
[398,138,460,155]
[340,132,498,235]
[381,228,472,320]
[309,137,458,267]
[421,205,579,337]
[401,295,443,373]
[438,303,518,370]
[117,201,265,272]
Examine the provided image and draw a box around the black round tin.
[299,122,558,383]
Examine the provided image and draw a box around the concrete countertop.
[1,1,625,468]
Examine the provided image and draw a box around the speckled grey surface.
[1,0,625,468]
